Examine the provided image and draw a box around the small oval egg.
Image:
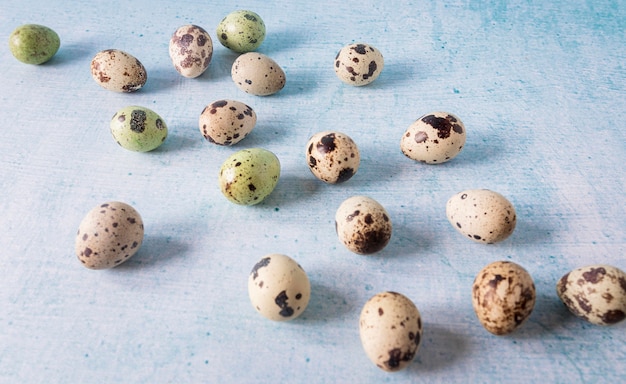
[169,24,213,78]
[446,189,516,244]
[306,131,360,184]
[557,264,626,325]
[248,254,311,321]
[91,49,147,92]
[472,261,536,335]
[217,10,266,53]
[334,43,384,86]
[199,99,256,145]
[231,52,286,96]
[401,112,466,164]
[336,196,392,255]
[110,106,168,152]
[219,148,280,205]
[359,291,422,372]
[75,201,144,270]
[9,24,60,64]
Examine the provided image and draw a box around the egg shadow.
[200,48,239,81]
[47,41,95,66]
[259,27,310,56]
[410,323,468,373]
[141,66,180,93]
[457,130,507,166]
[375,220,433,260]
[260,173,322,208]
[363,57,424,91]
[297,277,355,323]
[150,131,202,154]
[114,233,189,270]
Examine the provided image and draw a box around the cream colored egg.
[557,264,626,325]
[199,99,256,145]
[169,24,213,78]
[359,291,422,372]
[401,112,466,164]
[248,254,311,321]
[90,49,147,92]
[75,202,144,270]
[334,43,384,86]
[306,131,360,184]
[446,189,516,243]
[335,196,392,255]
[231,52,286,96]
[472,261,536,335]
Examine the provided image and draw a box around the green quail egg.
[110,106,168,152]
[218,148,280,205]
[217,10,266,53]
[8,24,60,64]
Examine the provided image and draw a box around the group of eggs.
[9,10,626,373]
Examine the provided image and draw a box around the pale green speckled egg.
[219,148,280,205]
[9,24,60,64]
[110,106,168,152]
[217,10,266,53]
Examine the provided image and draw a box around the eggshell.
[75,202,144,270]
[446,189,516,243]
[169,24,213,78]
[248,254,311,321]
[359,291,422,372]
[556,264,626,325]
[401,112,466,164]
[334,43,384,86]
[8,24,60,64]
[199,99,256,145]
[90,49,147,92]
[218,148,280,205]
[231,52,285,96]
[217,10,266,53]
[472,261,536,335]
[335,196,392,255]
[110,106,168,152]
[306,131,360,184]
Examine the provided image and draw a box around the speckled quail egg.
[169,24,213,78]
[336,196,392,255]
[9,24,60,64]
[248,254,310,321]
[199,99,256,145]
[217,10,266,53]
[472,261,536,335]
[359,291,422,372]
[91,49,147,92]
[231,52,285,96]
[557,264,626,325]
[334,43,384,86]
[401,112,466,164]
[75,201,144,270]
[110,106,168,152]
[306,131,360,184]
[219,148,280,205]
[446,189,516,244]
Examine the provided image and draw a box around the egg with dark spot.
[218,148,280,205]
[401,112,466,164]
[199,99,256,145]
[306,131,360,184]
[231,52,285,96]
[472,261,536,335]
[335,196,392,255]
[169,24,213,78]
[110,106,168,152]
[75,202,144,270]
[359,291,422,372]
[217,10,266,53]
[90,49,147,92]
[557,264,626,325]
[334,43,384,86]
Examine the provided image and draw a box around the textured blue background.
[1,0,625,382]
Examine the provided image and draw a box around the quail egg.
[91,49,147,92]
[401,112,466,164]
[335,196,392,255]
[231,52,285,96]
[334,43,384,86]
[306,131,360,184]
[217,10,266,53]
[169,24,213,78]
[199,99,256,145]
[110,106,168,152]
[219,148,280,205]
[9,24,60,64]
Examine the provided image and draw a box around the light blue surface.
[1,0,625,382]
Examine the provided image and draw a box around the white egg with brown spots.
[446,189,516,244]
[169,24,213,78]
[401,112,466,164]
[557,264,626,325]
[231,52,285,96]
[90,49,147,92]
[248,254,311,321]
[334,43,384,86]
[335,196,392,255]
[306,131,360,184]
[75,202,144,270]
[472,261,536,335]
[359,291,422,372]
[199,99,256,145]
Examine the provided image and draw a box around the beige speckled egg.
[401,112,466,164]
[472,261,536,335]
[306,131,360,184]
[231,52,285,96]
[557,264,626,325]
[359,291,422,372]
[335,196,392,255]
[199,99,256,145]
[446,189,516,244]
[169,24,213,78]
[248,254,311,321]
[90,49,147,92]
[75,202,144,270]
[334,43,384,86]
